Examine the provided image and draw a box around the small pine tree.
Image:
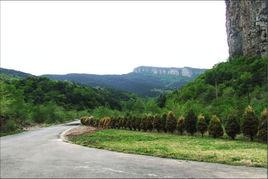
[141,115,150,132]
[147,115,154,132]
[185,109,197,135]
[153,115,161,132]
[257,108,268,143]
[208,115,224,138]
[225,113,240,140]
[161,113,167,132]
[165,111,177,133]
[136,117,141,131]
[242,105,258,141]
[197,114,207,137]
[132,116,137,131]
[177,116,185,135]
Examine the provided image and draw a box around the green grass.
[70,129,267,167]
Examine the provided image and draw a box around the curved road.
[1,121,267,178]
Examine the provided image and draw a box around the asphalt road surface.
[1,121,267,178]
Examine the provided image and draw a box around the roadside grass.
[69,129,267,168]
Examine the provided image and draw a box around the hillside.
[162,56,268,121]
[0,73,138,135]
[0,67,33,78]
[43,66,206,96]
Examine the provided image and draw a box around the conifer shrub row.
[80,106,267,142]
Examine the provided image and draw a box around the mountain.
[133,66,205,78]
[43,66,206,97]
[0,67,33,78]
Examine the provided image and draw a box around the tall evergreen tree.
[197,114,207,137]
[225,113,240,140]
[208,115,224,138]
[165,111,177,133]
[242,105,258,141]
[177,116,185,135]
[257,108,267,143]
[185,109,197,135]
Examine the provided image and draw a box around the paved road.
[1,121,267,178]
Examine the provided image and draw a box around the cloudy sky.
[1,1,228,75]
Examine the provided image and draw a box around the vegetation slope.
[162,56,268,121]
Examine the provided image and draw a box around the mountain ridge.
[0,66,207,97]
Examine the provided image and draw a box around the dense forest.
[0,75,137,135]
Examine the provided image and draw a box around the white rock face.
[181,68,192,77]
[133,66,205,78]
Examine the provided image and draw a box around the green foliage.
[177,116,185,135]
[165,111,176,133]
[257,108,268,143]
[225,113,240,140]
[2,119,17,132]
[197,114,207,137]
[165,56,268,123]
[242,105,259,141]
[0,74,136,134]
[208,115,224,138]
[185,109,197,135]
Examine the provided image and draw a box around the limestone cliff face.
[225,0,268,57]
[133,66,206,78]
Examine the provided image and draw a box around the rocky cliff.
[225,0,268,57]
[133,66,206,78]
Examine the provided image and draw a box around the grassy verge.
[69,129,267,167]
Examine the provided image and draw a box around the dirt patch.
[64,126,97,138]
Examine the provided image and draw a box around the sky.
[1,1,229,75]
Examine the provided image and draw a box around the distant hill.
[43,66,206,96]
[0,67,33,78]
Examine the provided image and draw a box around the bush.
[80,116,89,125]
[136,117,142,131]
[99,117,112,129]
[147,115,154,132]
[177,116,185,135]
[185,109,197,135]
[225,113,240,140]
[161,113,167,132]
[3,119,17,132]
[165,111,177,133]
[140,116,148,132]
[119,117,126,129]
[197,114,207,137]
[242,105,258,141]
[208,115,224,138]
[153,115,161,132]
[257,108,268,143]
